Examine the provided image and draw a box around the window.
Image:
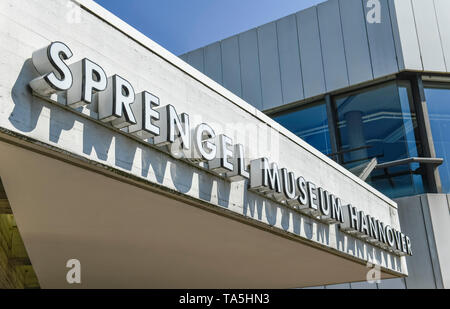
[424,85,450,193]
[270,81,431,199]
[334,81,425,198]
[273,102,331,155]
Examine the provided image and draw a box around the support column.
[410,74,442,193]
[325,95,342,164]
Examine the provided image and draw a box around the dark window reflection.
[335,82,425,198]
[424,86,450,193]
[273,102,331,155]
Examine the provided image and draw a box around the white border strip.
[74,0,397,208]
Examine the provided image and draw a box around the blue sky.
[93,0,325,56]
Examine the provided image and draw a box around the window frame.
[268,75,445,195]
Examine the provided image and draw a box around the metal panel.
[179,53,188,63]
[426,195,450,288]
[239,29,263,109]
[221,36,242,97]
[411,0,446,72]
[276,15,304,105]
[433,0,450,72]
[317,0,349,91]
[396,196,438,289]
[296,7,326,98]
[377,278,406,289]
[187,48,204,73]
[326,283,351,289]
[204,42,223,84]
[350,281,378,289]
[257,22,283,110]
[388,0,423,71]
[363,0,398,78]
[183,51,193,65]
[339,0,373,84]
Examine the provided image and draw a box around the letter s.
[30,41,73,96]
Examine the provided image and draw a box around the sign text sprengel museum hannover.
[28,41,412,256]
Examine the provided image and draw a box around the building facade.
[182,0,450,289]
[0,0,445,289]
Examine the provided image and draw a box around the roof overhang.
[0,0,408,288]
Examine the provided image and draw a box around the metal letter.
[153,105,190,152]
[98,75,137,128]
[319,188,331,217]
[194,123,216,162]
[67,58,107,108]
[296,176,308,206]
[249,158,281,194]
[367,215,379,243]
[385,225,395,248]
[209,135,234,174]
[128,91,161,139]
[30,41,73,96]
[226,144,250,182]
[406,236,413,256]
[298,182,319,217]
[281,168,297,202]
[359,211,370,239]
[377,220,387,245]
[340,204,360,234]
[330,196,344,224]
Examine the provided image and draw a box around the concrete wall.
[182,0,450,112]
[308,194,450,289]
[0,0,408,281]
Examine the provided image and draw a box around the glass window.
[424,86,450,193]
[334,81,425,198]
[273,102,331,155]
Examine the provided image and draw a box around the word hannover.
[28,42,412,256]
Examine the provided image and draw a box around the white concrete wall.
[0,0,406,276]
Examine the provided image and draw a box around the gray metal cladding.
[317,0,349,92]
[179,54,189,63]
[296,7,326,99]
[180,0,402,111]
[411,0,446,72]
[363,0,399,78]
[434,0,450,72]
[388,0,423,71]
[257,22,283,110]
[221,36,242,97]
[389,0,450,73]
[181,0,450,111]
[239,29,263,110]
[276,14,304,104]
[339,0,374,84]
[186,48,205,73]
[204,42,223,84]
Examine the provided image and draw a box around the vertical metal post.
[410,74,442,193]
[325,94,342,164]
